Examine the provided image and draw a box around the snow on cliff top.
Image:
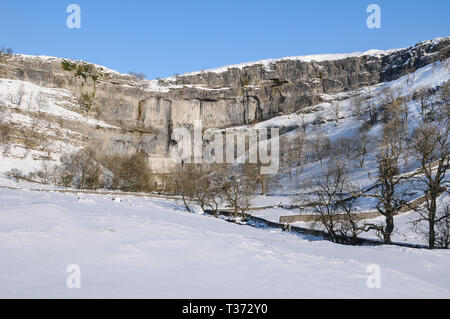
[12,37,450,81]
[177,49,399,78]
[14,54,125,77]
[166,36,449,78]
[17,49,397,80]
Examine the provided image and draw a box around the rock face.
[0,37,449,173]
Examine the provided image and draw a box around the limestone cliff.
[0,37,448,173]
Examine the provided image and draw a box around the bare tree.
[9,84,25,108]
[311,129,330,167]
[245,162,265,195]
[356,129,369,168]
[332,102,341,126]
[379,87,406,124]
[334,137,354,161]
[366,98,377,125]
[220,164,258,219]
[439,81,450,106]
[174,163,223,214]
[302,156,362,244]
[406,67,416,88]
[35,92,48,114]
[378,88,410,168]
[0,46,13,55]
[300,114,308,132]
[436,205,450,249]
[25,93,34,113]
[280,133,306,179]
[280,136,295,180]
[202,164,225,216]
[195,164,224,215]
[192,166,217,213]
[174,164,200,213]
[413,87,436,122]
[293,133,307,176]
[37,159,52,184]
[23,91,47,116]
[351,95,364,120]
[407,101,450,249]
[360,121,408,244]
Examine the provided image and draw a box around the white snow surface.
[0,186,449,298]
[0,78,117,128]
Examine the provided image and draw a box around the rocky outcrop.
[0,37,448,173]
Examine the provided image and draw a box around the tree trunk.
[384,214,394,244]
[428,190,438,249]
[429,220,435,249]
[261,176,266,195]
[182,195,192,213]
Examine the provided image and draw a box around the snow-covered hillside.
[0,77,123,176]
[0,187,449,298]
[175,56,449,252]
[209,58,450,206]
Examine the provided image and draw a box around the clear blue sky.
[0,0,449,79]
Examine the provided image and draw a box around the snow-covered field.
[0,186,449,299]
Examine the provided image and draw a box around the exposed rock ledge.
[0,37,448,173]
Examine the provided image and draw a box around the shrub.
[61,60,77,72]
[107,153,154,193]
[60,173,74,188]
[59,149,102,189]
[6,169,25,182]
[0,46,13,55]
[75,64,94,80]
